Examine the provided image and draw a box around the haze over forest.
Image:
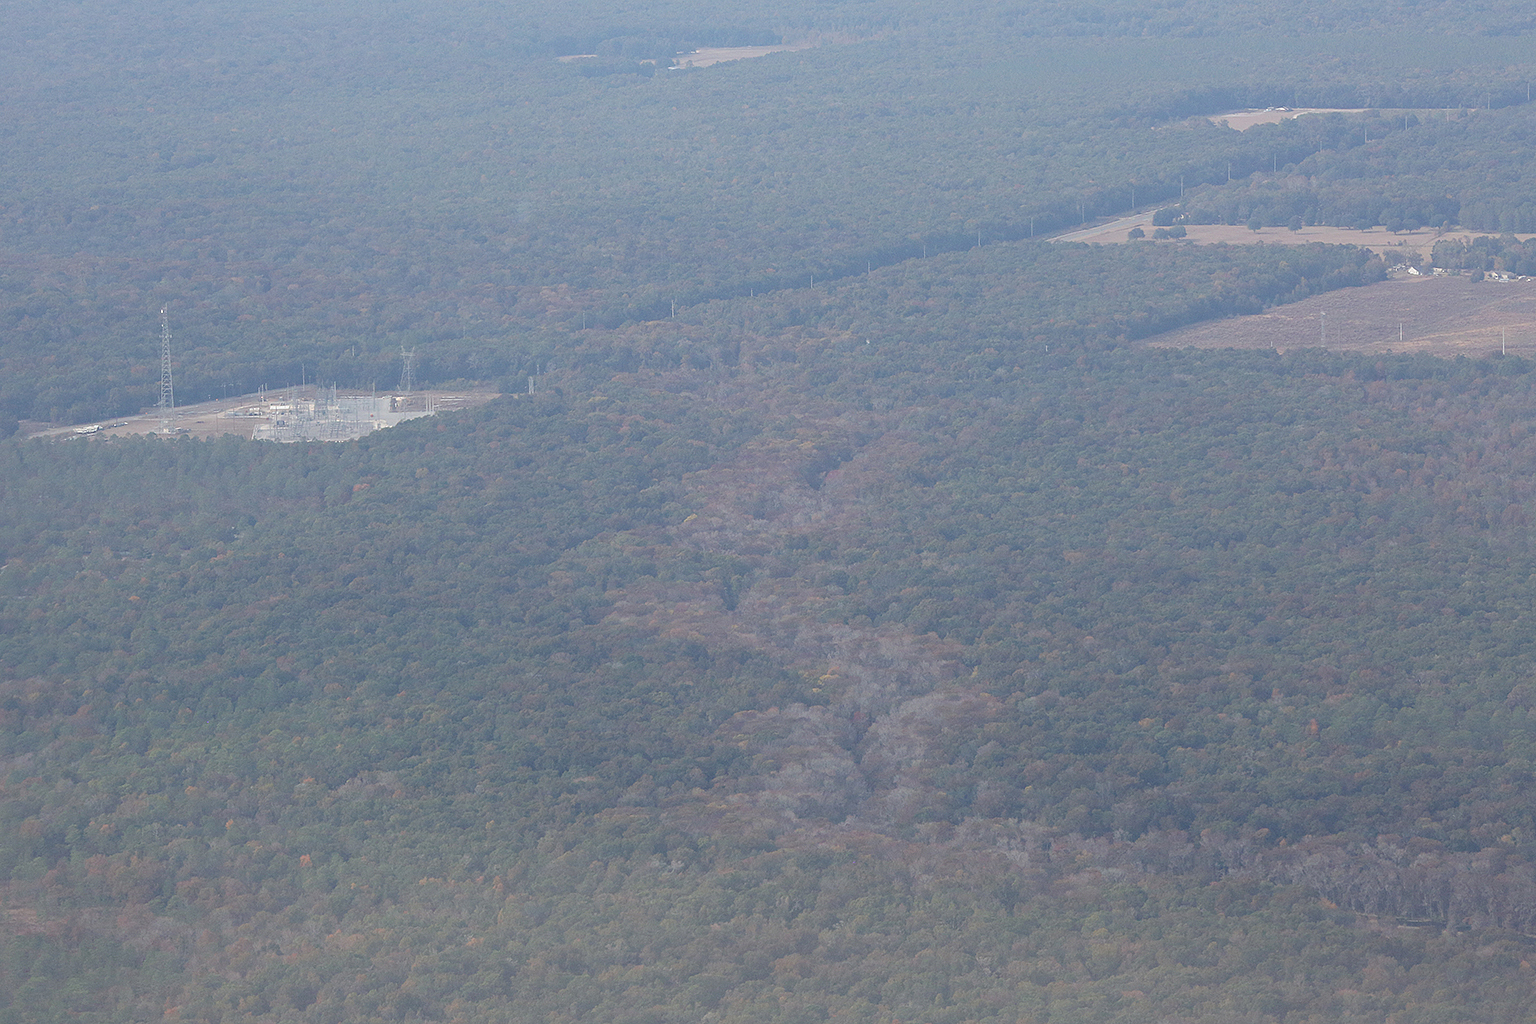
[6,2,1536,1022]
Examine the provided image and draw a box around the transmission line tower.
[399,346,415,394]
[158,307,175,432]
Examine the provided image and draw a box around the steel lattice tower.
[158,308,175,432]
[399,346,415,394]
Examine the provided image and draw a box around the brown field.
[1170,223,1445,257]
[1145,274,1536,357]
[1209,108,1366,131]
[1068,216,1461,257]
[560,43,815,68]
[673,43,814,68]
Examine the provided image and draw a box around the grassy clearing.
[1146,273,1536,356]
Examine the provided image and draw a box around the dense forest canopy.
[2,0,1534,423]
[7,1,1536,1022]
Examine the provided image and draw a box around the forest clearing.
[1210,107,1367,130]
[558,42,815,67]
[1168,222,1443,254]
[28,389,498,441]
[1069,216,1449,254]
[673,43,815,67]
[1147,273,1536,355]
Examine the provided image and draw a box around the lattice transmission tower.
[398,346,415,394]
[158,307,175,432]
